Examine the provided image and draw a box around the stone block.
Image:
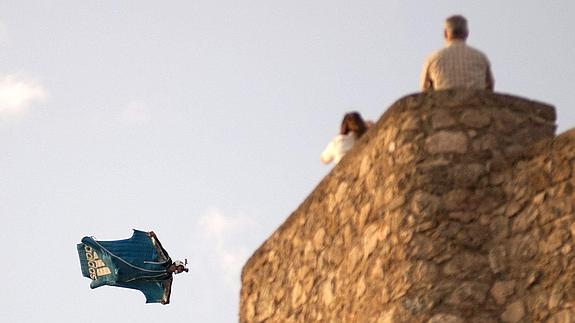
[488,245,507,274]
[448,211,475,223]
[443,252,488,278]
[446,281,490,308]
[451,163,486,187]
[547,309,575,323]
[471,134,498,151]
[511,206,538,233]
[442,189,472,211]
[377,308,399,323]
[428,314,465,323]
[461,109,491,128]
[501,300,526,323]
[425,131,469,154]
[431,110,457,129]
[490,280,516,305]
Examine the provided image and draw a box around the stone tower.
[241,91,575,322]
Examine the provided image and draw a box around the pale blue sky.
[1,1,574,322]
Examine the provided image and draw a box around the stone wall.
[491,129,575,322]
[240,90,573,322]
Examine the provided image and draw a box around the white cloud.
[197,208,255,286]
[198,210,231,238]
[120,100,152,126]
[0,75,48,116]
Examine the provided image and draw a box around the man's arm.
[420,58,433,91]
[485,65,495,91]
[147,231,171,262]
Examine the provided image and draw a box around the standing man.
[421,15,494,91]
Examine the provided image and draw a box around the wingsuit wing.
[77,230,173,304]
[111,277,173,304]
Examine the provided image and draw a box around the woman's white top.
[321,133,357,164]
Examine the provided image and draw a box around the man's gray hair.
[445,15,469,39]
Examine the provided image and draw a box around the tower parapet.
[240,90,573,322]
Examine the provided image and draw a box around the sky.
[1,1,574,322]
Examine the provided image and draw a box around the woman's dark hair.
[340,111,367,138]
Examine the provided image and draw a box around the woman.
[321,111,368,164]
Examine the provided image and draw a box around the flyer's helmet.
[173,259,189,273]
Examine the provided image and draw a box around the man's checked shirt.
[421,40,494,91]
